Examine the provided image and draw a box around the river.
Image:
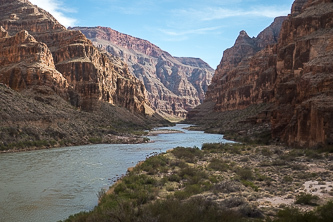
[0,124,233,222]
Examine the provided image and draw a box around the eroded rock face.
[206,17,286,111]
[70,26,214,118]
[272,0,333,147]
[0,26,68,97]
[189,0,333,148]
[0,0,147,113]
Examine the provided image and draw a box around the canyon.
[188,0,333,148]
[1,0,332,149]
[69,26,214,119]
[0,0,167,150]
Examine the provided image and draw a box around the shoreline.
[0,134,149,154]
[147,129,184,136]
[70,143,333,221]
[0,128,186,154]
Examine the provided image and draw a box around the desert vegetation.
[65,143,333,221]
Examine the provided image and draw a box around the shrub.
[171,147,203,163]
[139,155,169,174]
[208,158,229,171]
[236,167,254,180]
[168,174,181,182]
[291,163,309,170]
[213,181,241,193]
[179,166,208,185]
[271,159,286,166]
[316,201,333,221]
[283,176,293,183]
[295,193,319,206]
[202,143,242,154]
[241,180,259,192]
[240,156,250,162]
[261,147,272,157]
[141,197,244,222]
[272,201,333,222]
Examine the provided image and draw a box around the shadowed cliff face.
[206,16,286,112]
[272,0,333,147]
[0,0,148,114]
[188,0,333,148]
[69,26,214,119]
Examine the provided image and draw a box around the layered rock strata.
[206,17,286,111]
[0,0,148,113]
[272,0,333,147]
[0,26,68,97]
[189,0,333,148]
[70,26,214,118]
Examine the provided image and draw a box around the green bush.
[236,167,254,180]
[171,147,203,163]
[141,197,244,222]
[273,201,333,222]
[179,166,208,185]
[139,155,169,174]
[208,158,229,171]
[283,176,293,183]
[295,193,319,206]
[168,174,181,182]
[241,180,259,192]
[202,143,242,154]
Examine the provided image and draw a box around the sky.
[29,0,294,69]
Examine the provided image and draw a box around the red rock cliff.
[206,17,286,111]
[0,0,148,113]
[272,0,333,147]
[70,26,214,118]
[189,0,333,148]
[0,26,68,97]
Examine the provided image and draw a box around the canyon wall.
[272,0,333,147]
[70,26,214,118]
[0,0,148,113]
[189,0,333,148]
[206,17,286,111]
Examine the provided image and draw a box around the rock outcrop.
[69,26,214,119]
[0,0,169,151]
[272,0,333,147]
[206,16,286,112]
[0,0,148,113]
[0,27,68,97]
[188,0,333,148]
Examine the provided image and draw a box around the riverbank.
[147,129,184,136]
[0,133,150,153]
[65,143,333,221]
[1,124,228,222]
[0,85,171,153]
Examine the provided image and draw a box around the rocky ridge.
[0,0,148,113]
[188,0,333,148]
[206,16,286,112]
[0,0,168,151]
[69,26,214,119]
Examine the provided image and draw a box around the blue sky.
[30,0,294,68]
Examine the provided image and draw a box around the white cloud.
[29,0,77,27]
[174,5,290,21]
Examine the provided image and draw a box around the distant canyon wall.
[70,26,214,118]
